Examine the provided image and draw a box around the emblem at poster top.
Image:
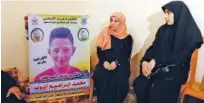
[32,16,39,25]
[81,16,88,25]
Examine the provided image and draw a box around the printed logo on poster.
[81,15,88,25]
[31,16,39,25]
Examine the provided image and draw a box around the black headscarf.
[162,1,203,54]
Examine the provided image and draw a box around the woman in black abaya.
[93,12,133,103]
[133,1,203,103]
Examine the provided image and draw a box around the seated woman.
[34,27,81,82]
[92,12,133,103]
[133,1,203,103]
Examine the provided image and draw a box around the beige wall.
[1,0,204,82]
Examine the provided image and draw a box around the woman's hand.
[103,61,117,70]
[103,61,111,70]
[110,61,117,70]
[149,59,156,70]
[142,61,151,77]
[6,86,22,100]
[142,59,156,77]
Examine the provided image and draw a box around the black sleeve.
[140,28,162,75]
[97,47,105,63]
[126,35,133,59]
[1,71,17,90]
[141,28,162,65]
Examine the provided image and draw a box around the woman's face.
[48,38,75,70]
[33,32,40,41]
[110,16,120,30]
[164,9,174,25]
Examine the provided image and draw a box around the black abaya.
[133,1,203,103]
[93,35,133,103]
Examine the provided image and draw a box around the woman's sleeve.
[1,71,17,89]
[141,28,162,65]
[140,28,163,75]
[126,35,133,59]
[97,47,105,63]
